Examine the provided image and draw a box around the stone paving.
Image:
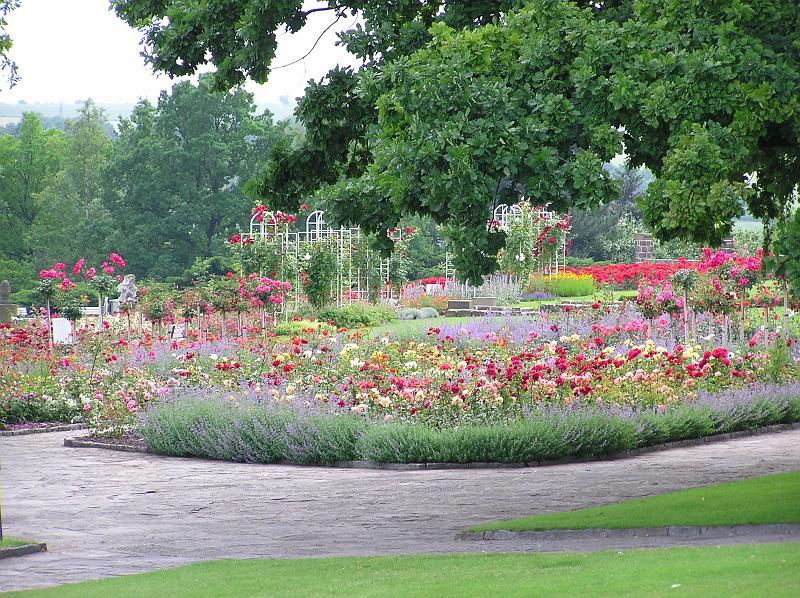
[1,429,799,592]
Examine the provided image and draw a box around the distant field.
[734,220,762,232]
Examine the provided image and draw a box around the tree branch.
[272,13,344,70]
[302,6,338,17]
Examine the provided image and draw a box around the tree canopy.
[0,0,19,88]
[113,0,800,283]
[105,78,285,279]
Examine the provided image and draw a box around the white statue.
[116,274,138,306]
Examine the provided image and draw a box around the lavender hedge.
[139,383,800,465]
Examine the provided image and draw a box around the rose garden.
[2,0,800,595]
[3,200,800,594]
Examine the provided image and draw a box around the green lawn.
[469,470,800,533]
[6,544,800,597]
[515,290,637,308]
[370,315,495,338]
[0,537,33,548]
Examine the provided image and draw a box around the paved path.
[1,429,799,592]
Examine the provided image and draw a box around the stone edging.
[62,422,799,469]
[456,523,800,542]
[0,423,86,437]
[64,438,148,453]
[0,543,48,559]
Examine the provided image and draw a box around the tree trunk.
[739,292,746,343]
[783,280,789,339]
[682,290,689,346]
[45,297,53,348]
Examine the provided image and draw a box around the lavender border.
[64,422,799,470]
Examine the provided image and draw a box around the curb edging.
[0,423,86,437]
[64,438,149,453]
[456,523,800,542]
[0,543,48,559]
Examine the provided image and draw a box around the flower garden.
[3,224,800,465]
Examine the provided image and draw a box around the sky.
[1,0,359,110]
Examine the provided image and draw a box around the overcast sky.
[1,0,359,107]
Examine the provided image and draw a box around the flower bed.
[3,284,800,461]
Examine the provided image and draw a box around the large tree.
[114,0,800,280]
[26,100,115,269]
[104,78,284,278]
[0,113,66,260]
[606,0,800,251]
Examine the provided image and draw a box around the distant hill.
[0,98,296,129]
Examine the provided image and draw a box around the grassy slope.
[470,470,800,532]
[7,544,800,598]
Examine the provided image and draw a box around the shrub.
[398,307,439,320]
[403,293,449,314]
[272,319,335,337]
[317,302,397,328]
[477,274,522,305]
[399,308,422,320]
[140,397,364,464]
[0,394,80,427]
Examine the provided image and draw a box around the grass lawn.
[6,544,800,598]
[370,315,498,338]
[469,470,800,533]
[0,537,33,548]
[515,290,637,308]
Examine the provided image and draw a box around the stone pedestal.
[473,296,496,308]
[0,280,19,325]
[52,318,74,344]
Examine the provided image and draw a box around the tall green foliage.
[0,113,65,266]
[113,0,800,284]
[105,78,285,279]
[26,100,114,269]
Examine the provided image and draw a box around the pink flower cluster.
[41,253,126,288]
[238,273,292,307]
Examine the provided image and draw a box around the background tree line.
[0,77,297,301]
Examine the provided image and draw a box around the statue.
[116,274,138,306]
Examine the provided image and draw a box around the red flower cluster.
[570,259,700,287]
[419,277,450,287]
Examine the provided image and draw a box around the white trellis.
[492,203,523,229]
[493,200,568,275]
[444,201,569,299]
[244,210,390,312]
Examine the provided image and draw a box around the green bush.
[399,308,422,320]
[0,394,81,427]
[318,302,397,328]
[140,398,364,464]
[527,273,595,297]
[398,307,438,320]
[565,257,595,268]
[358,414,636,464]
[272,319,336,337]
